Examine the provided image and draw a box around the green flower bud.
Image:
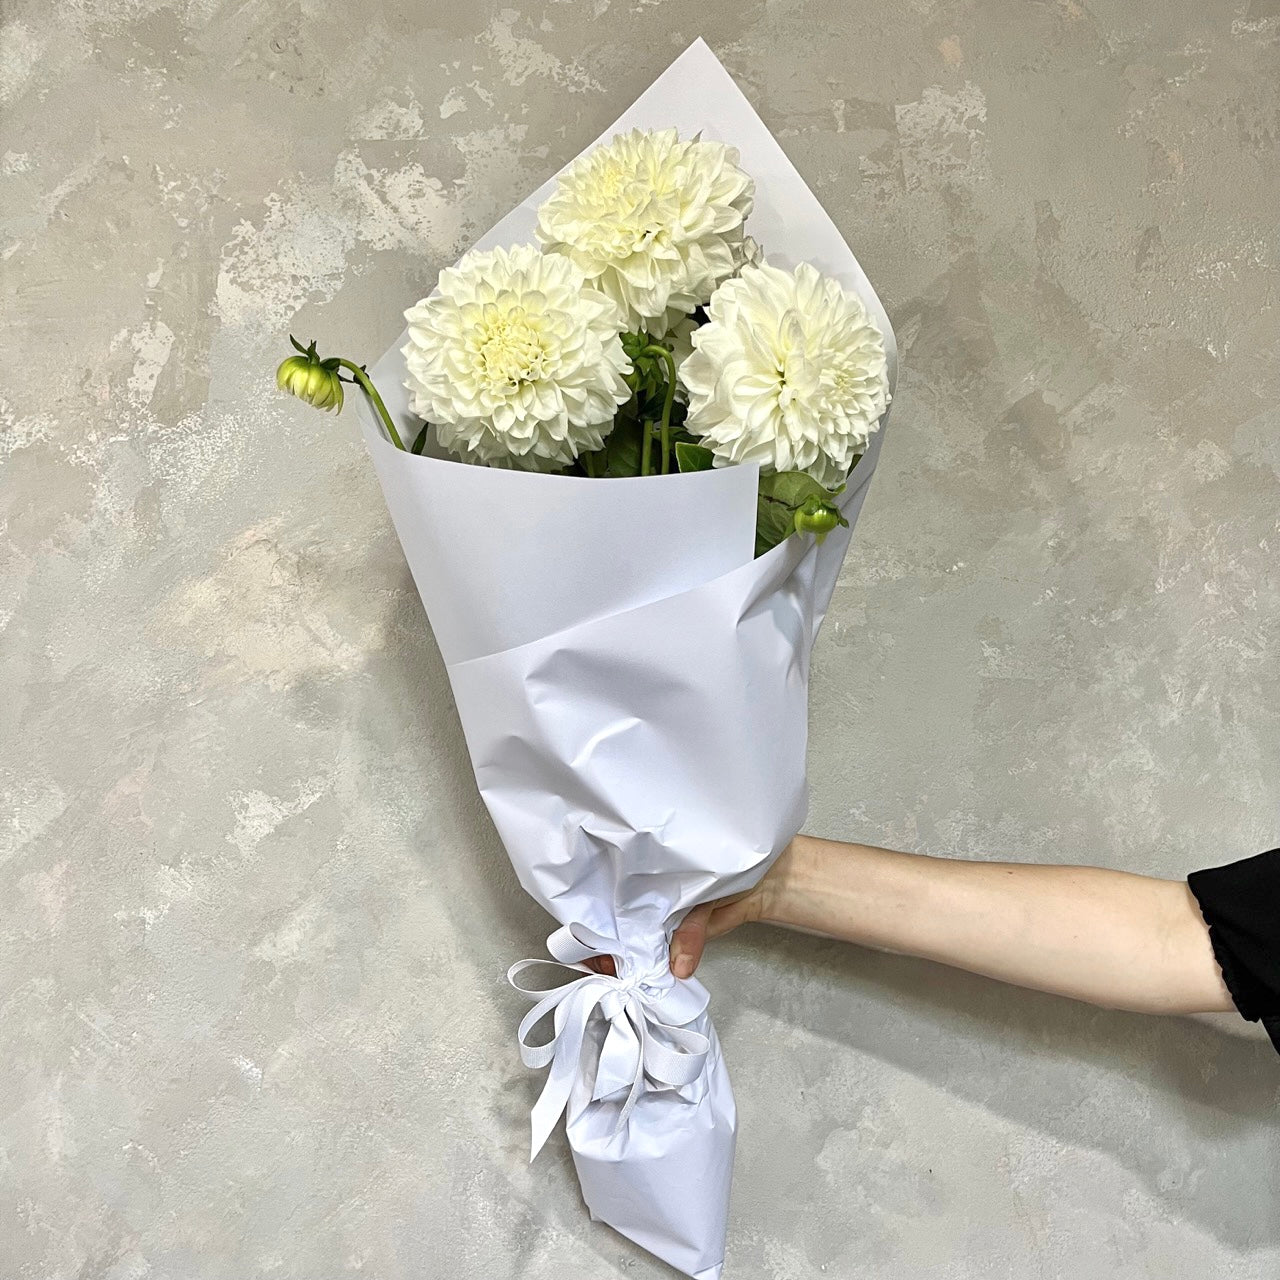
[276,338,344,412]
[793,494,843,542]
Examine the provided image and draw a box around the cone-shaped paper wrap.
[354,40,897,1278]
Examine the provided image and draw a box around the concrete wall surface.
[2,1,1278,1276]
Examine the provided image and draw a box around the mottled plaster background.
[3,1,1279,1277]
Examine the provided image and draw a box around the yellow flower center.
[475,306,549,388]
[595,157,629,202]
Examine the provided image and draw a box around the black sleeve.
[1187,847,1280,1053]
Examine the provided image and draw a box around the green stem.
[337,358,404,451]
[640,419,654,477]
[644,345,678,475]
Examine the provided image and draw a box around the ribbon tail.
[612,1005,649,1134]
[529,1062,575,1162]
[524,980,605,1162]
[593,1006,642,1100]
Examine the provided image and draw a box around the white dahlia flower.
[680,262,890,488]
[402,244,630,471]
[535,128,754,339]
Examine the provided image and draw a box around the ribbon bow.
[507,923,712,1161]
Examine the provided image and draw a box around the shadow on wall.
[712,926,1279,1251]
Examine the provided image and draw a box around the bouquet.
[276,40,896,1279]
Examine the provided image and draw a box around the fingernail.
[673,953,693,979]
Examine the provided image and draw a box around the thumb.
[670,902,713,979]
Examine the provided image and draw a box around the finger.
[582,954,616,976]
[671,902,713,978]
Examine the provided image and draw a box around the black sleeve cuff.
[1188,847,1280,1054]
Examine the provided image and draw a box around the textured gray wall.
[3,1,1278,1277]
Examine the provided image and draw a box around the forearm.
[767,835,1234,1015]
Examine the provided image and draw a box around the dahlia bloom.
[535,128,754,338]
[402,244,630,470]
[680,262,890,487]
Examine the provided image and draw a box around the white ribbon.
[507,923,713,1161]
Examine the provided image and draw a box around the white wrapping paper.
[354,40,897,1278]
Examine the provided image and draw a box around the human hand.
[669,839,803,977]
[580,841,797,979]
[667,885,766,977]
[581,887,767,978]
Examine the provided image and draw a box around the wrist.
[760,834,822,928]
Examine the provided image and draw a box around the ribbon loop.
[507,926,713,1161]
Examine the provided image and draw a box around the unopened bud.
[276,339,344,412]
[793,494,842,542]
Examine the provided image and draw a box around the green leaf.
[758,470,832,509]
[410,423,430,455]
[599,415,644,477]
[620,330,650,362]
[674,442,715,473]
[755,492,796,556]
